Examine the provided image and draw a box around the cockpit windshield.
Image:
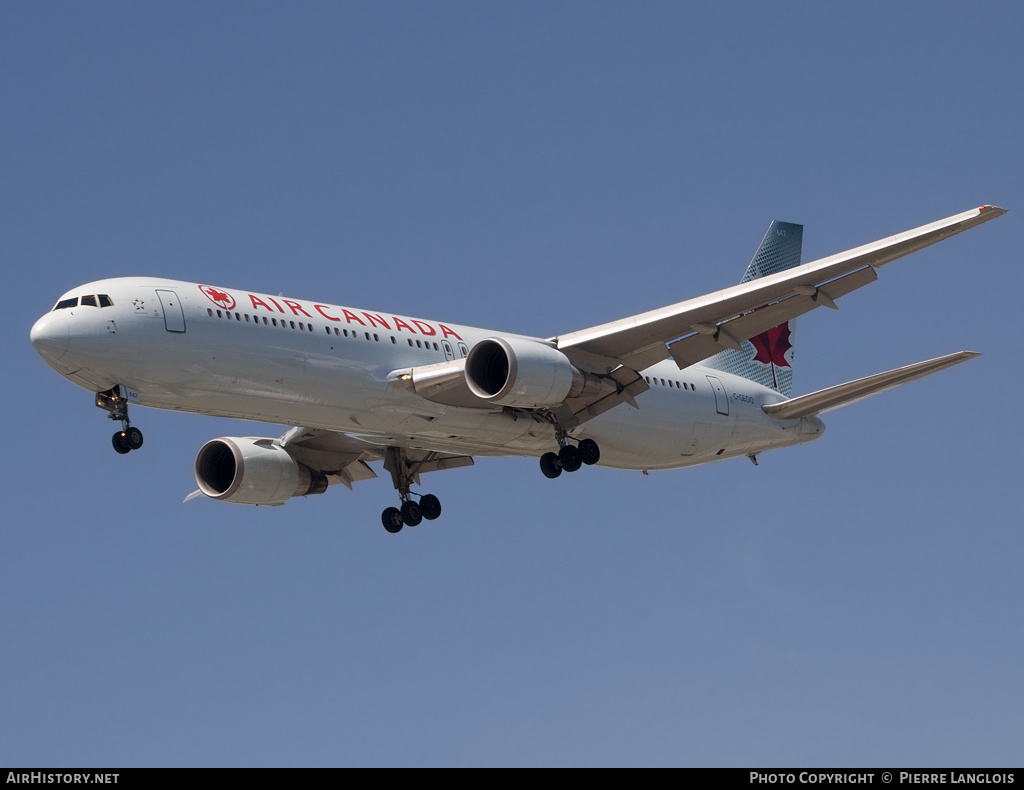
[52,294,113,311]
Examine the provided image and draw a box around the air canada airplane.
[31,205,1005,532]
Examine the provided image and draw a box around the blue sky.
[3,1,1021,767]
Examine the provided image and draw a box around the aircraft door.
[706,375,729,416]
[156,289,186,333]
[442,340,455,361]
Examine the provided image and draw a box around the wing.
[279,427,473,489]
[391,206,1004,431]
[556,205,1005,372]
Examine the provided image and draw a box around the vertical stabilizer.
[705,221,803,396]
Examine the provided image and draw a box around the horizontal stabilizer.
[762,351,980,420]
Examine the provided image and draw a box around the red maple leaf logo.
[749,321,792,368]
[199,285,236,310]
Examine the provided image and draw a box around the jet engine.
[194,437,328,505]
[464,337,607,408]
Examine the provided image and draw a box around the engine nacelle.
[194,437,328,506]
[465,337,606,408]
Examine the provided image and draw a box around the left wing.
[392,206,1004,431]
[556,205,1005,372]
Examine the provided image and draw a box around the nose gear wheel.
[97,387,144,455]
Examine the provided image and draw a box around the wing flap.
[762,351,980,420]
[662,266,878,370]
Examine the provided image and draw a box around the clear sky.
[3,1,1021,768]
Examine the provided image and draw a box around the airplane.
[30,205,1005,532]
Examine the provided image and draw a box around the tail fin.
[705,220,803,397]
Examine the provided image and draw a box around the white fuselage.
[31,277,824,470]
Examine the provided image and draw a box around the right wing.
[279,427,473,489]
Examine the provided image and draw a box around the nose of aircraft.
[30,313,69,363]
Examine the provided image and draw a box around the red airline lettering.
[362,313,391,330]
[282,299,312,318]
[392,317,416,334]
[249,294,274,312]
[314,304,340,321]
[245,293,461,339]
[341,309,366,326]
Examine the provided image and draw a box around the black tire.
[559,445,582,472]
[401,500,423,527]
[578,438,600,465]
[126,426,144,451]
[540,451,562,479]
[382,507,404,533]
[112,431,131,454]
[420,494,442,520]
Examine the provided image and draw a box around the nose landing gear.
[97,387,144,455]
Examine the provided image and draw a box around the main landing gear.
[96,387,144,455]
[381,447,443,534]
[540,436,600,479]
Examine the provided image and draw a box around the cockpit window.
[51,294,114,311]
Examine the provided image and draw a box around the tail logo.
[750,322,792,369]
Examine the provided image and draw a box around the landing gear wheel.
[578,438,600,465]
[401,500,422,527]
[126,426,144,450]
[112,431,131,454]
[558,445,582,472]
[382,507,404,533]
[540,451,562,479]
[420,494,442,521]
